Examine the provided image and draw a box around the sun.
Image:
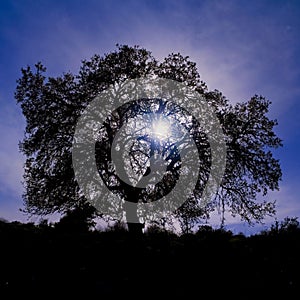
[151,116,171,140]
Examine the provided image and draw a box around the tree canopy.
[15,44,282,232]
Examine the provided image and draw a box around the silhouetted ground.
[0,219,299,298]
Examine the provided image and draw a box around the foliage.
[15,44,282,232]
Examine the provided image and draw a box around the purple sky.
[0,0,300,234]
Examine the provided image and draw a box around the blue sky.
[0,0,300,234]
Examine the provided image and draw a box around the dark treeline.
[0,217,299,297]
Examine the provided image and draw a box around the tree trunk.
[124,189,144,235]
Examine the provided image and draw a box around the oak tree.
[16,45,282,233]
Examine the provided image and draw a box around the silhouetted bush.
[0,217,299,297]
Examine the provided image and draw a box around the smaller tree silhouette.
[54,202,96,233]
[269,217,300,235]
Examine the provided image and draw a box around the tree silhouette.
[54,202,96,233]
[16,44,282,233]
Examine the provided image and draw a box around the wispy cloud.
[0,100,24,196]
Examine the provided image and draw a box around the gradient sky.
[0,0,300,234]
